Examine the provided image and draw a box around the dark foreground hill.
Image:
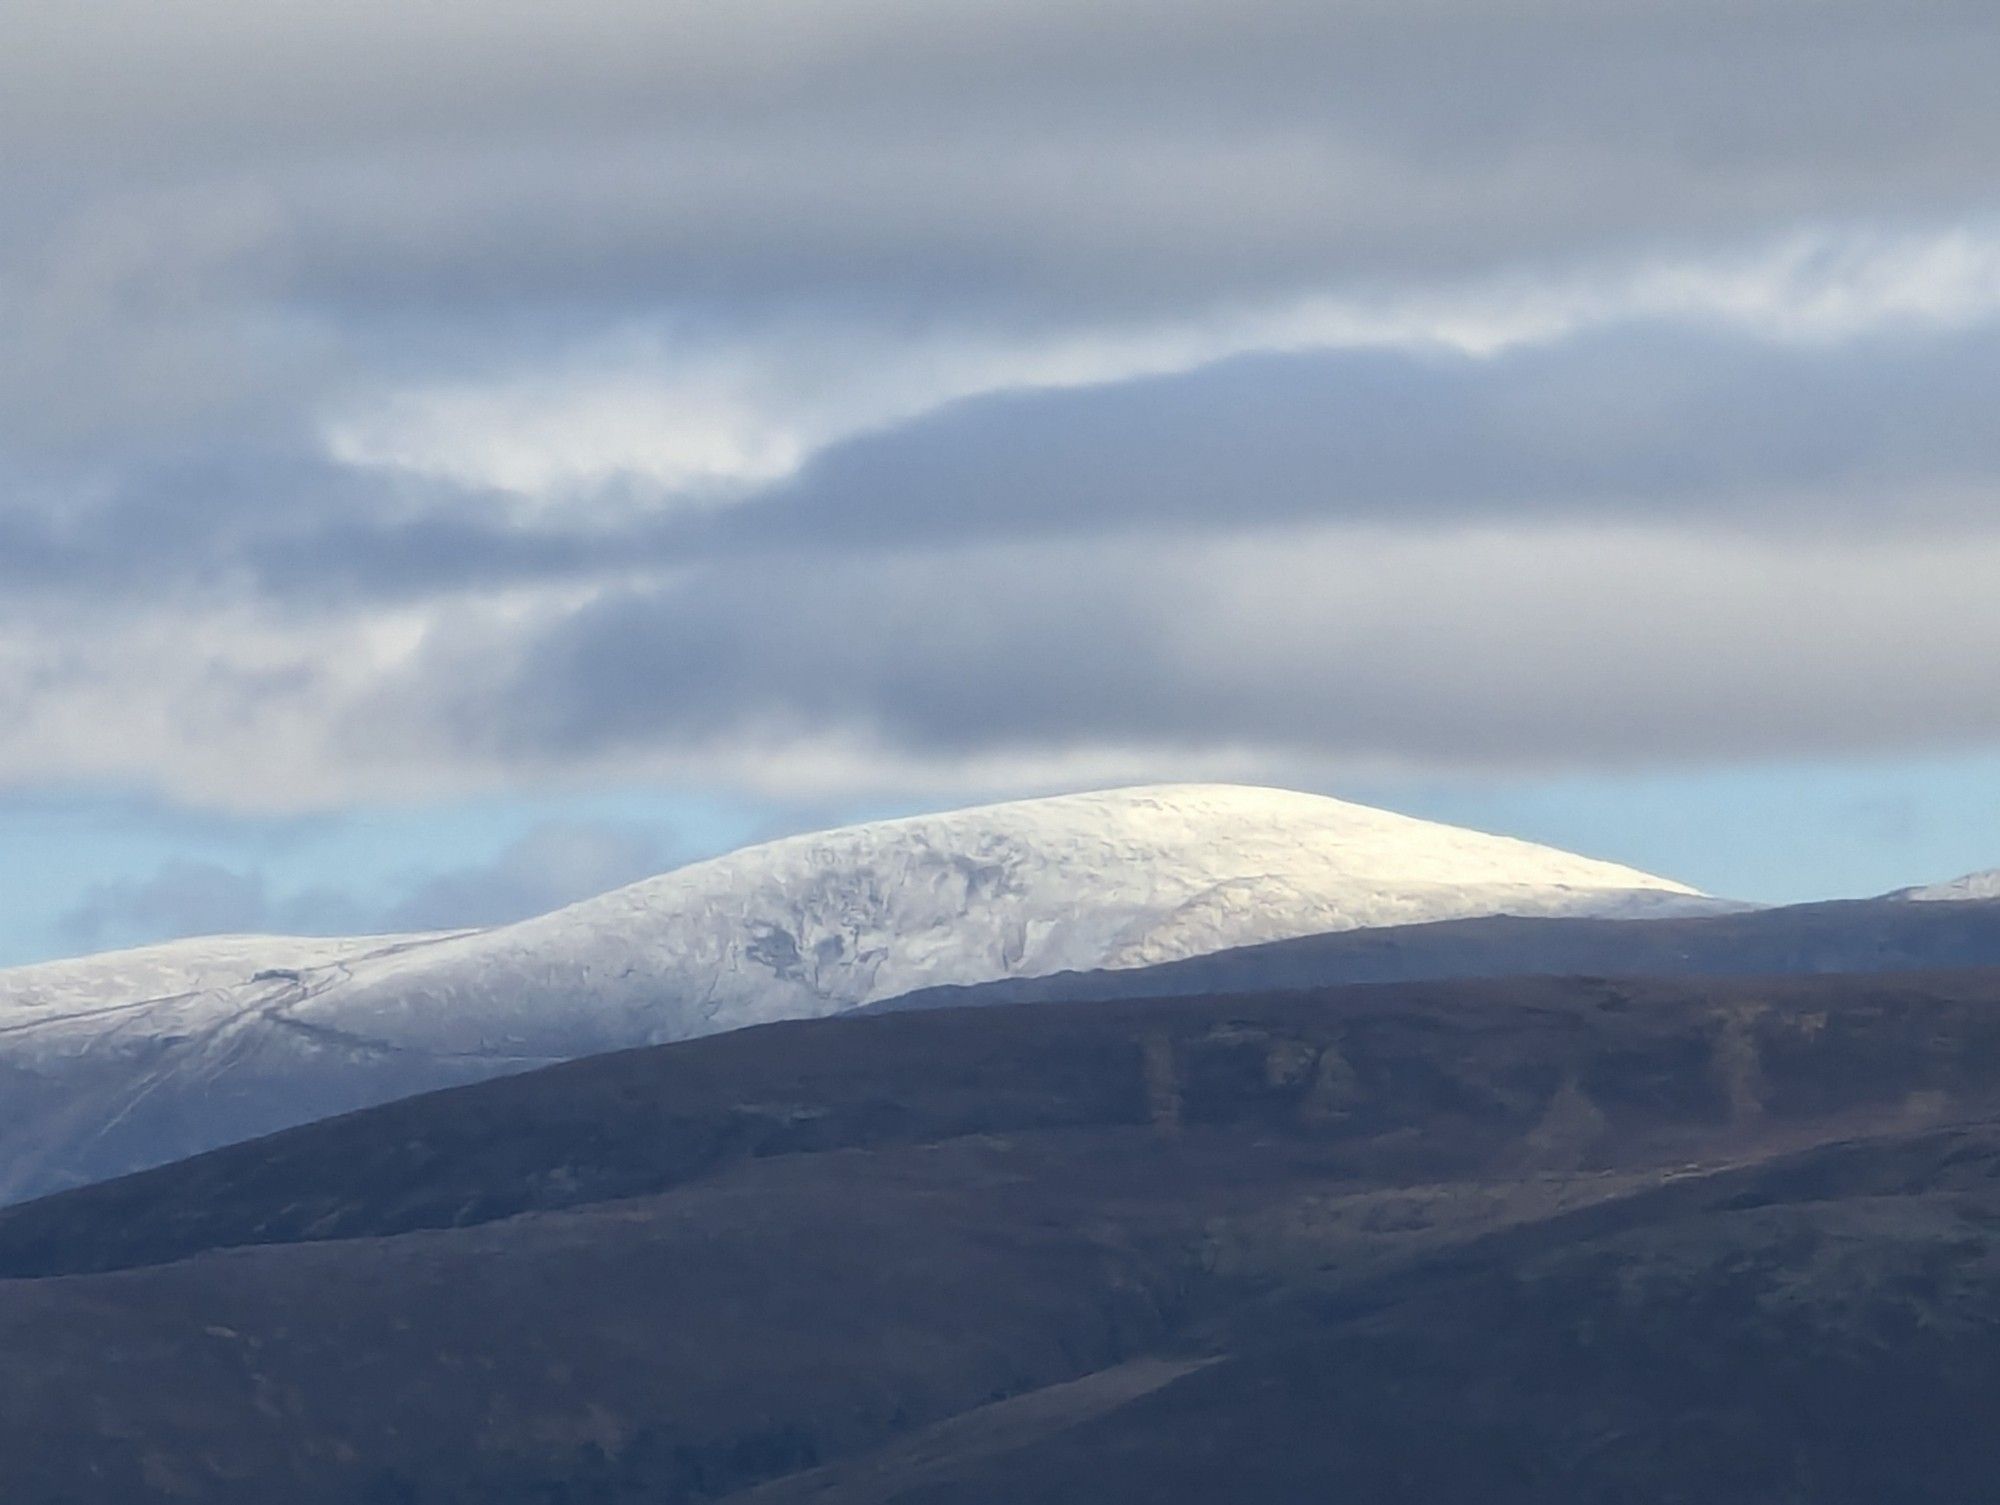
[8,968,2000,1501]
[877,893,2000,1012]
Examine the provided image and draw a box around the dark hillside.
[879,896,2000,1012]
[6,967,2000,1501]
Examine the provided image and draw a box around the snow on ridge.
[1888,869,2000,903]
[1,783,1711,1041]
[0,934,427,1017]
[301,782,1714,1051]
[0,926,493,1019]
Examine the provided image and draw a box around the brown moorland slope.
[6,969,2000,1502]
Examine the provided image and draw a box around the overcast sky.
[7,0,2000,963]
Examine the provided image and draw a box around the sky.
[6,1,2000,964]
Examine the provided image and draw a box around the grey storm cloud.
[8,1,2000,326]
[7,0,2000,592]
[721,321,2000,550]
[418,524,2000,775]
[9,0,2000,807]
[9,315,2000,609]
[5,0,2000,472]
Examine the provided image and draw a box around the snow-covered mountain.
[0,784,1720,1202]
[1888,870,2000,903]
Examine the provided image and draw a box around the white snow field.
[0,784,1722,1202]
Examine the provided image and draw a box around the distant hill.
[0,783,1718,1204]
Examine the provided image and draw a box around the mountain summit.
[1888,869,2000,903]
[0,784,1713,1201]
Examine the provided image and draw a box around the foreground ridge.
[5,967,2000,1502]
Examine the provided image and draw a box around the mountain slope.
[0,784,1713,1202]
[6,968,2000,1502]
[1890,868,2000,902]
[4,965,1998,1281]
[875,893,2000,1015]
